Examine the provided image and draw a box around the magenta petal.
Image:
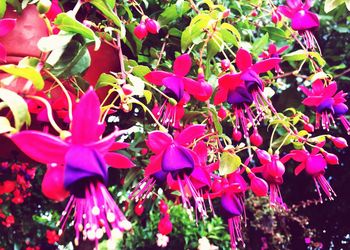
[221,193,243,217]
[277,6,294,18]
[105,153,134,168]
[218,73,243,90]
[0,43,6,62]
[175,124,206,146]
[173,53,192,77]
[0,19,16,37]
[193,141,208,165]
[109,142,130,151]
[291,11,319,30]
[268,44,277,54]
[252,58,281,74]
[312,79,325,95]
[298,85,311,96]
[145,153,163,176]
[302,96,323,106]
[324,82,337,98]
[287,0,302,9]
[86,129,118,155]
[214,86,228,105]
[146,131,173,154]
[183,77,212,101]
[236,48,252,71]
[277,45,289,54]
[11,131,69,164]
[71,89,101,144]
[294,162,305,176]
[163,76,184,100]
[190,166,211,189]
[144,71,173,86]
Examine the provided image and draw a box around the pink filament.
[228,216,244,250]
[269,183,286,209]
[313,175,336,203]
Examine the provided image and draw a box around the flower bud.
[218,106,227,120]
[232,129,242,142]
[145,18,160,34]
[330,136,348,149]
[249,173,268,196]
[134,21,148,40]
[322,152,339,165]
[159,200,168,214]
[37,0,52,14]
[134,202,144,216]
[221,59,230,71]
[158,216,172,235]
[304,123,314,133]
[250,129,263,146]
[222,9,231,18]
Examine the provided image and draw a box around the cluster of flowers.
[0,0,348,249]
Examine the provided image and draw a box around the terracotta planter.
[0,5,48,64]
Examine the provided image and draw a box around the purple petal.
[175,125,206,146]
[190,166,211,189]
[64,146,108,194]
[11,131,69,164]
[221,193,243,217]
[162,144,194,176]
[0,19,16,37]
[71,89,102,144]
[227,86,253,105]
[146,131,173,154]
[173,53,192,77]
[163,76,184,101]
[105,153,134,169]
[252,58,282,74]
[144,71,173,86]
[236,48,252,71]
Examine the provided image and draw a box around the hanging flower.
[145,54,212,126]
[282,141,337,202]
[259,44,289,73]
[300,80,350,132]
[278,0,319,49]
[214,48,280,137]
[11,89,134,248]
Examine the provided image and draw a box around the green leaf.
[37,33,74,52]
[219,152,241,175]
[158,2,191,25]
[132,65,151,77]
[0,64,44,90]
[282,49,308,61]
[220,23,241,44]
[208,32,223,59]
[324,0,345,13]
[90,0,126,38]
[0,117,14,134]
[96,73,118,88]
[54,13,101,50]
[252,33,269,56]
[0,88,31,131]
[143,90,152,104]
[0,0,6,18]
[209,107,223,134]
[127,74,145,97]
[309,52,326,67]
[261,27,287,41]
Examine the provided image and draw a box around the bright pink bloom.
[283,142,336,202]
[0,18,16,62]
[11,89,134,247]
[214,48,280,138]
[260,44,289,73]
[145,18,160,34]
[145,54,212,126]
[252,150,286,208]
[278,0,319,49]
[134,21,148,40]
[300,80,350,132]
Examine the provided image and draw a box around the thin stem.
[156,34,169,69]
[44,69,73,122]
[26,95,63,134]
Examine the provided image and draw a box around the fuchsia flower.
[145,54,212,126]
[252,149,286,208]
[260,44,289,73]
[209,171,248,249]
[300,80,350,132]
[131,125,209,218]
[282,141,337,202]
[278,0,319,49]
[0,18,16,62]
[214,48,280,138]
[11,89,134,247]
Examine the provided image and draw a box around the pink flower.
[300,80,350,132]
[0,18,16,62]
[278,0,319,49]
[214,48,280,138]
[282,141,336,202]
[260,44,289,73]
[145,54,212,126]
[11,89,134,247]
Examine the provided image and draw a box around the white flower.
[156,233,169,248]
[198,237,219,250]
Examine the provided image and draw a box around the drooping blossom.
[252,149,286,208]
[132,125,208,218]
[0,18,16,62]
[300,80,350,133]
[260,44,289,73]
[209,171,247,249]
[214,48,280,138]
[278,0,319,49]
[282,141,337,202]
[145,54,212,126]
[11,89,134,247]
